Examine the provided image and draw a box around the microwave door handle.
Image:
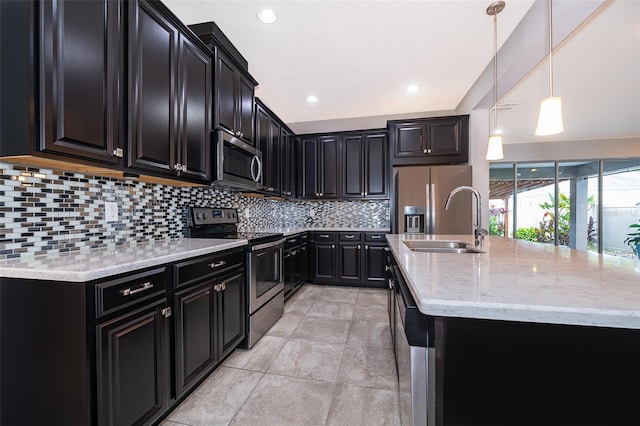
[250,156,258,182]
[256,156,263,182]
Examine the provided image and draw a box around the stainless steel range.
[187,207,284,348]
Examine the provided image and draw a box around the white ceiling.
[164,0,640,143]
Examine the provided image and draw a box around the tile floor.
[161,284,400,426]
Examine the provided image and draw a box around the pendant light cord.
[493,10,498,134]
[549,0,554,97]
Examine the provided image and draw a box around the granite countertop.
[0,239,247,282]
[273,227,391,236]
[386,234,640,329]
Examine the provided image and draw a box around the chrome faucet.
[444,186,488,246]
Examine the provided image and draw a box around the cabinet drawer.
[285,234,303,250]
[96,267,167,317]
[339,232,362,242]
[174,249,244,288]
[314,232,336,241]
[365,233,387,242]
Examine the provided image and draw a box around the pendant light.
[535,0,564,135]
[486,1,505,161]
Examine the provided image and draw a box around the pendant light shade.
[535,0,564,136]
[535,96,564,135]
[485,1,505,161]
[486,134,504,160]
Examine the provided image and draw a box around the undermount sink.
[403,240,485,254]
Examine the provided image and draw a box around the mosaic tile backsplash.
[0,162,389,259]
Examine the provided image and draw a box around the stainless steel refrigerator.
[392,165,473,234]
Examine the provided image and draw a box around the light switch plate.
[105,201,119,222]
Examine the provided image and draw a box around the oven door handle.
[251,239,285,252]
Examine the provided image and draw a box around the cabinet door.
[427,117,465,157]
[392,123,425,158]
[40,0,120,164]
[217,269,245,358]
[266,120,281,194]
[280,128,295,197]
[255,104,270,166]
[364,132,388,198]
[300,137,318,198]
[215,50,236,136]
[338,243,362,283]
[97,300,169,426]
[128,0,178,174]
[314,242,337,281]
[364,244,387,285]
[342,134,364,198]
[284,249,294,298]
[238,75,255,143]
[174,283,215,397]
[177,35,211,182]
[319,136,339,197]
[298,244,308,289]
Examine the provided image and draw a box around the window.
[489,158,640,259]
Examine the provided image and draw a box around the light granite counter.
[386,234,640,329]
[0,238,247,282]
[273,227,390,236]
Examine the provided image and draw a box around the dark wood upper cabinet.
[299,135,339,199]
[39,0,122,164]
[389,115,469,165]
[177,35,211,182]
[127,0,211,183]
[213,50,255,144]
[255,101,280,194]
[342,131,388,199]
[280,127,296,198]
[128,0,178,175]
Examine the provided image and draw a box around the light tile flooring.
[161,284,400,426]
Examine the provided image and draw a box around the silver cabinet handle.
[219,282,226,291]
[113,148,123,158]
[365,245,369,250]
[331,244,335,249]
[208,260,226,268]
[345,234,355,239]
[357,245,361,250]
[371,235,382,239]
[121,282,153,296]
[288,239,297,243]
[384,247,389,252]
[320,234,330,238]
[161,307,172,318]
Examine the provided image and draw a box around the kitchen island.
[386,234,640,426]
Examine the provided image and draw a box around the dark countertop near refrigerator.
[0,238,247,282]
[386,234,640,329]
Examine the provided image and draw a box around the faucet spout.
[444,186,486,246]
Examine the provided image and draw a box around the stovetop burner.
[187,207,283,245]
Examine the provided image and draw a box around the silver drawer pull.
[371,235,381,239]
[288,239,297,243]
[320,234,330,238]
[121,282,153,296]
[345,234,355,238]
[208,260,226,268]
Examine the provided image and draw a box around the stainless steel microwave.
[212,130,263,191]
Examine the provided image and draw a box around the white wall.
[469,109,491,229]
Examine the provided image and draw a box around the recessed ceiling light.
[257,9,277,24]
[406,85,419,93]
[306,95,318,103]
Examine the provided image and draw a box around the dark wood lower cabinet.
[174,283,216,397]
[97,299,170,426]
[0,248,246,426]
[312,232,387,288]
[173,263,245,398]
[284,234,309,299]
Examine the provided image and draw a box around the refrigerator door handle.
[425,184,431,234]
[429,184,435,234]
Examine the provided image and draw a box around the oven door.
[248,240,284,314]
[214,130,263,191]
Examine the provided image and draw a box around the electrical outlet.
[105,201,119,222]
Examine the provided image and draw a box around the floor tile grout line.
[225,369,267,426]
